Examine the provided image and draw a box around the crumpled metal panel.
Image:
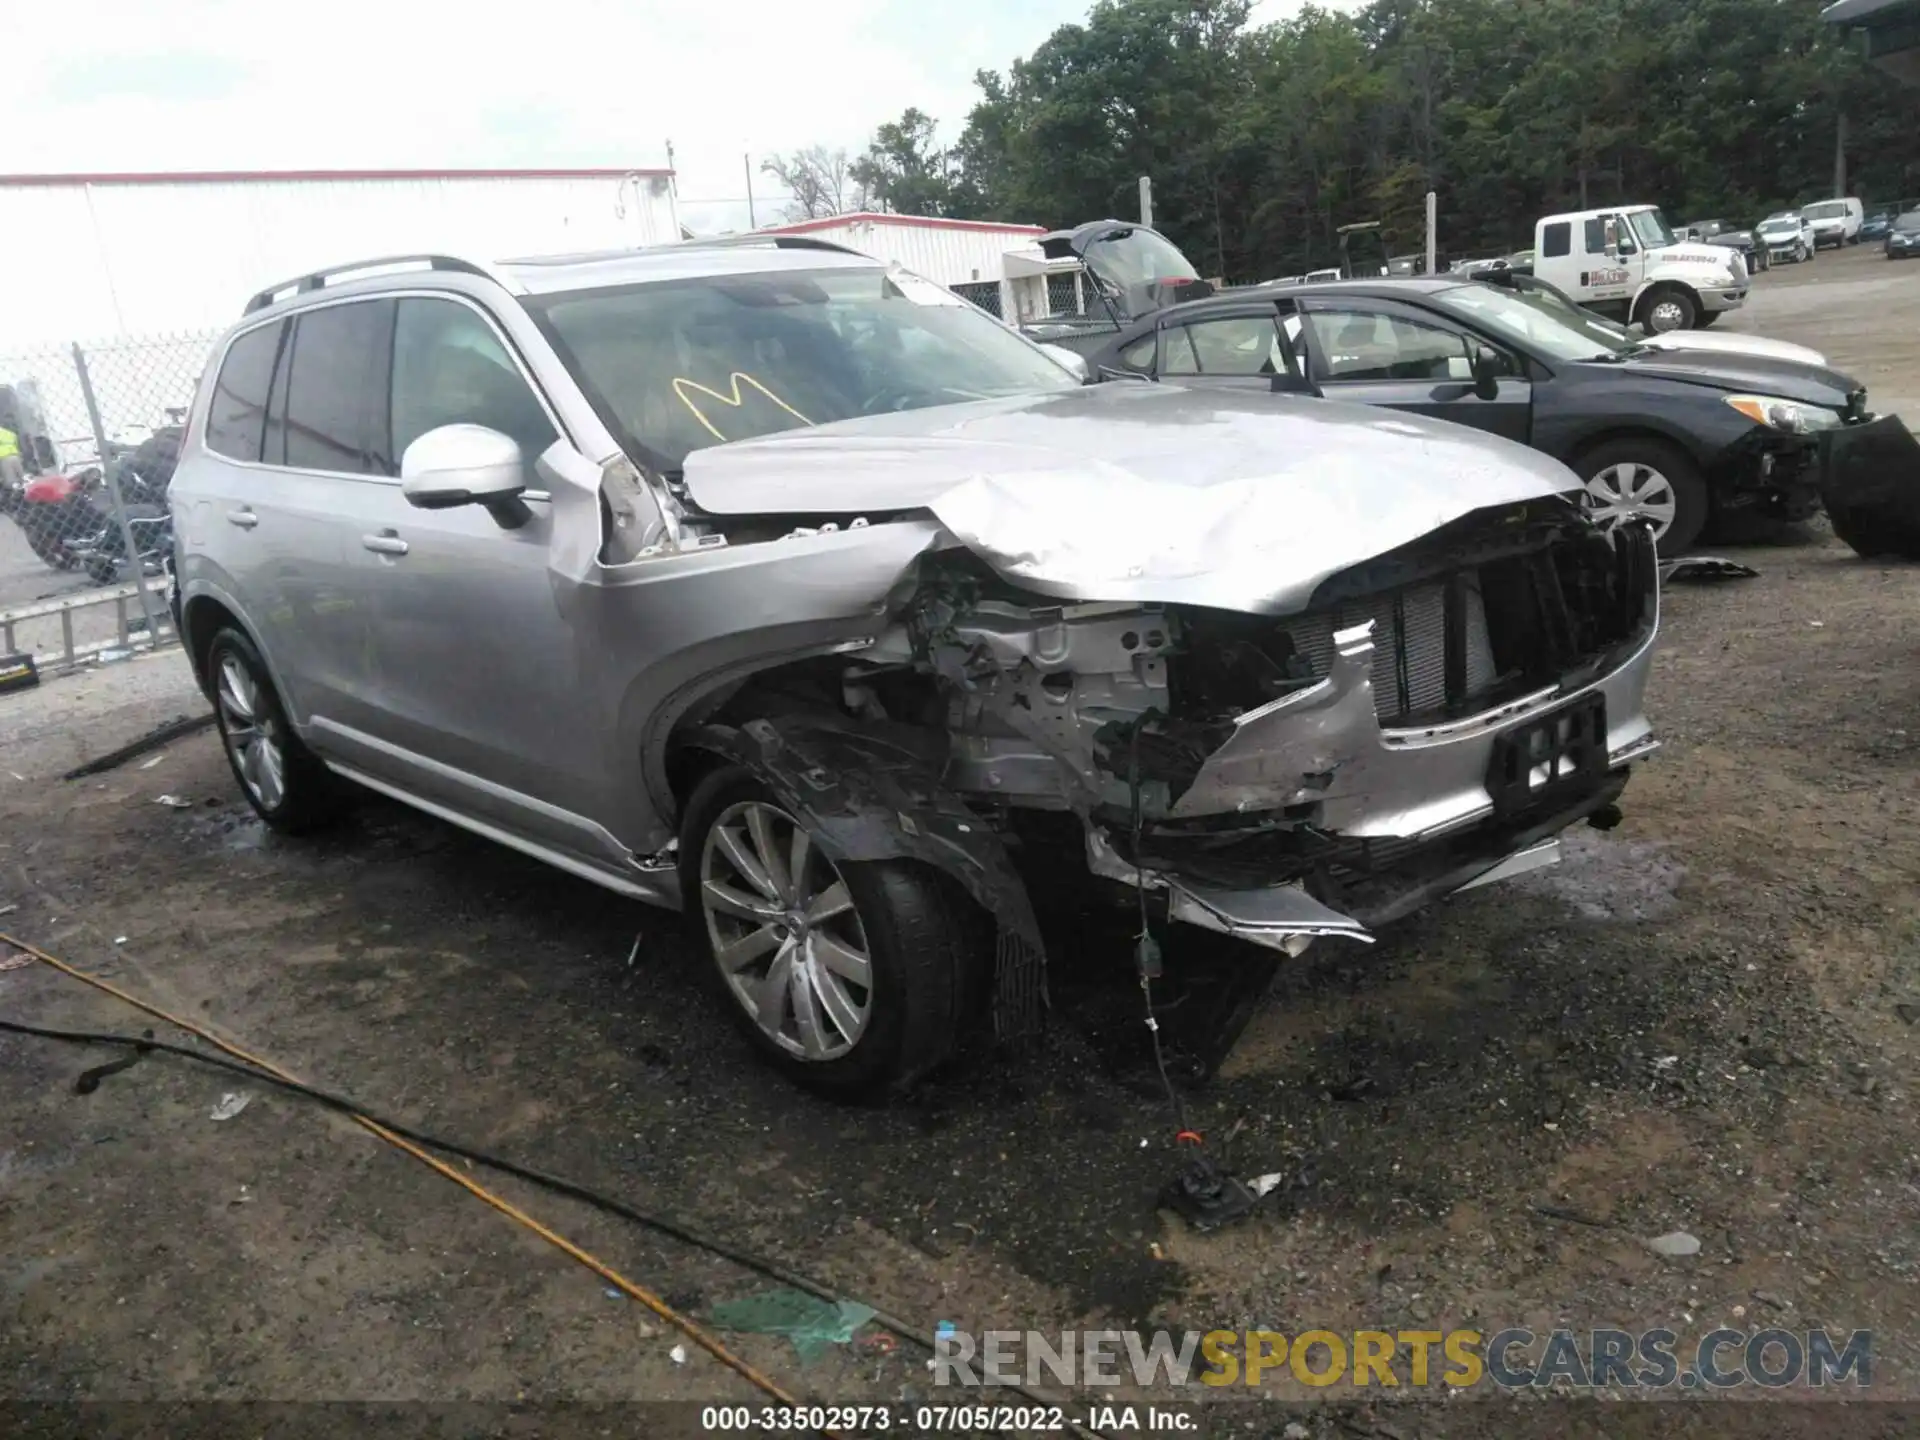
[683,383,1584,616]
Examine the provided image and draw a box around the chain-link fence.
[1,330,219,673]
[951,281,1003,318]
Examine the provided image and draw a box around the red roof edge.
[0,167,675,188]
[762,212,1047,237]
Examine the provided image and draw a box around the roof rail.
[671,233,867,257]
[243,254,517,315]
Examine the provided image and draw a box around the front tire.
[678,764,988,1099]
[1638,286,1697,334]
[207,626,344,833]
[1576,437,1710,552]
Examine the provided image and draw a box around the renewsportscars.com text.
[932,1327,1872,1390]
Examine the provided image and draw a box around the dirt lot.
[2,247,1918,1431]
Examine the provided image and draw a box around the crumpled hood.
[682,382,1585,615]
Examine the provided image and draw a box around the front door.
[338,294,611,860]
[1296,299,1533,445]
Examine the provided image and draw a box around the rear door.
[1295,297,1532,444]
[259,298,395,736]
[1150,307,1292,395]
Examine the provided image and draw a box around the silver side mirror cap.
[400,424,532,529]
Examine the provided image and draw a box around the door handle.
[361,531,409,557]
[226,507,258,529]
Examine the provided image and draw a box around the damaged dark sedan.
[1089,276,1889,552]
[171,239,1663,1098]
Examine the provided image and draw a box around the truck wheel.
[679,764,987,1100]
[1637,287,1697,334]
[1577,437,1709,552]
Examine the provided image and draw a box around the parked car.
[1756,213,1815,264]
[1531,204,1748,333]
[1680,218,1770,272]
[1085,274,1884,551]
[1886,210,1920,258]
[1799,197,1863,248]
[1506,249,1536,275]
[170,241,1664,1096]
[1859,209,1895,242]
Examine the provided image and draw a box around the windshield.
[1079,227,1202,289]
[1434,283,1632,362]
[1760,215,1800,232]
[1626,209,1676,250]
[532,266,1080,468]
[1897,212,1920,233]
[1802,201,1847,220]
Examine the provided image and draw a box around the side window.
[1162,315,1282,377]
[283,300,395,476]
[1583,217,1608,254]
[390,298,558,468]
[1117,334,1157,371]
[1541,222,1572,259]
[204,321,286,463]
[1306,310,1478,382]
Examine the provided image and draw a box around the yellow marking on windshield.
[672,373,813,442]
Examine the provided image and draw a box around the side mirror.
[1270,369,1320,397]
[1469,344,1501,402]
[1039,343,1092,383]
[400,424,533,529]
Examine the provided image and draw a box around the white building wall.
[0,171,680,344]
[761,215,1048,311]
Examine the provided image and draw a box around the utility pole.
[1425,191,1437,276]
[745,152,757,229]
[1834,110,1849,197]
[1138,175,1153,229]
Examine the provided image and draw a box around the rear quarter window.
[204,321,287,463]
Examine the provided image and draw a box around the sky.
[8,0,1363,235]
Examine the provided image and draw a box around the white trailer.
[0,168,682,343]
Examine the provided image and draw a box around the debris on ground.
[139,755,166,769]
[1645,1231,1701,1257]
[707,1288,878,1363]
[1658,555,1760,583]
[208,1093,252,1122]
[669,1344,688,1365]
[0,951,32,973]
[154,795,194,809]
[61,712,217,781]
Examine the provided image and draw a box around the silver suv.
[170,239,1660,1097]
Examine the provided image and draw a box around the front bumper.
[1085,573,1660,955]
[1700,284,1749,314]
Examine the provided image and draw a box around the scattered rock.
[1751,1290,1790,1311]
[1282,1425,1310,1440]
[1646,1231,1701,1257]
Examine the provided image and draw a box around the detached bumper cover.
[1823,413,1920,556]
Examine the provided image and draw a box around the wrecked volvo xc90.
[170,238,1659,1098]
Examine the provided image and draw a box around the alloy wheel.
[699,800,873,1062]
[216,653,287,810]
[1583,462,1678,541]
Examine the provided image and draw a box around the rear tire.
[207,626,345,834]
[1576,436,1710,552]
[678,763,988,1100]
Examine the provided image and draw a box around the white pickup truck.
[1531,204,1750,333]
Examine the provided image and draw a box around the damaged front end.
[840,496,1659,959]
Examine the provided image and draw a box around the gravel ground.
[0,248,1916,1431]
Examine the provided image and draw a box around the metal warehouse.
[0,167,683,343]
[758,213,1085,320]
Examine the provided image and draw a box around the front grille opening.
[1168,522,1653,729]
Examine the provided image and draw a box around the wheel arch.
[1631,278,1702,327]
[1568,422,1712,472]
